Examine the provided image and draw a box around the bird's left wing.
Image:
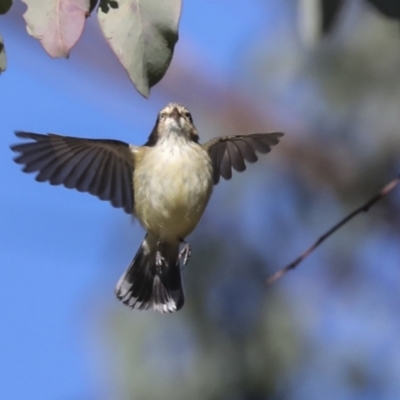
[11,131,136,214]
[203,132,283,184]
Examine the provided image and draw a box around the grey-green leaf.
[0,36,6,73]
[98,0,181,97]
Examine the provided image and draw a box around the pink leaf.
[22,0,90,58]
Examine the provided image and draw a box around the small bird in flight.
[11,103,283,313]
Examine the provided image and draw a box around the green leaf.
[22,0,90,58]
[0,0,12,15]
[0,36,6,73]
[98,0,181,97]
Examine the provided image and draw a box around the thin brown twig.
[266,174,400,285]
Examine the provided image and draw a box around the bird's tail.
[115,235,184,313]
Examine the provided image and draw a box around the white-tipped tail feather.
[115,235,184,313]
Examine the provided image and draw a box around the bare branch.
[266,174,400,285]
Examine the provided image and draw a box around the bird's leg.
[155,240,167,268]
[179,238,191,267]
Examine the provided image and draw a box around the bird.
[10,103,283,313]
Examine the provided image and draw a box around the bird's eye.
[160,112,167,119]
[184,111,193,123]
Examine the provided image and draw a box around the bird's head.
[156,103,199,143]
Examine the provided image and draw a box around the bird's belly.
[134,143,213,240]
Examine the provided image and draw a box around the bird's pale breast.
[134,139,213,241]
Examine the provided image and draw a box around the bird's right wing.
[203,132,283,184]
[11,131,136,214]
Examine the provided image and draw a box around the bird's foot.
[179,242,191,267]
[155,250,167,267]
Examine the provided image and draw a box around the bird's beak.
[169,107,181,122]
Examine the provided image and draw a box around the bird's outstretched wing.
[203,132,283,184]
[11,131,136,214]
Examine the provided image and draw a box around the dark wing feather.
[219,144,232,180]
[203,132,283,184]
[227,141,246,172]
[11,131,135,214]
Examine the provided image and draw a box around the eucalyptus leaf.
[0,36,6,73]
[98,0,181,97]
[22,0,90,58]
[0,0,12,14]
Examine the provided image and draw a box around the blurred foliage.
[367,0,400,19]
[298,0,399,47]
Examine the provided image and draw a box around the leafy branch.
[1,0,181,96]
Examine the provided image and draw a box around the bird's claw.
[155,250,167,267]
[179,243,191,267]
